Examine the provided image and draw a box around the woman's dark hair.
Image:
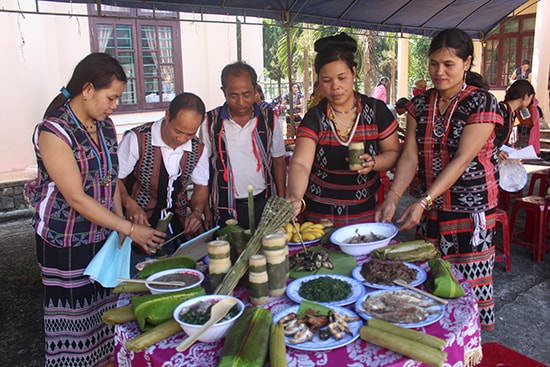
[314,32,358,74]
[43,52,127,118]
[395,97,409,109]
[429,28,488,89]
[168,92,206,120]
[504,79,535,102]
[221,61,257,89]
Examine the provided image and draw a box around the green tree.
[408,35,431,88]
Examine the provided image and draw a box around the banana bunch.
[283,221,325,243]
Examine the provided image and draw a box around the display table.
[114,255,482,367]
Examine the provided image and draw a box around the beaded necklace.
[66,104,113,186]
[432,83,466,138]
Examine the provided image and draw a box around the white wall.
[0,2,264,174]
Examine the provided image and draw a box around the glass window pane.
[504,20,518,33]
[522,18,535,32]
[144,78,160,103]
[158,27,174,63]
[121,79,137,105]
[116,25,133,50]
[161,65,175,102]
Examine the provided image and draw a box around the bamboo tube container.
[248,254,269,305]
[262,232,289,297]
[207,240,232,291]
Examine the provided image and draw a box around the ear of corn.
[367,318,446,351]
[131,286,206,331]
[125,319,182,352]
[219,306,273,367]
[360,325,447,367]
[269,323,288,367]
[137,255,197,279]
[101,305,136,325]
[369,240,440,262]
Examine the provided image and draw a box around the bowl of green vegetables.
[173,295,244,342]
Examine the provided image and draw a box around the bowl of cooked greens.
[173,295,244,342]
[330,222,398,256]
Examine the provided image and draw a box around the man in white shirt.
[201,62,287,229]
[118,93,211,251]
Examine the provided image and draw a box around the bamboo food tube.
[248,254,269,305]
[348,141,365,171]
[262,232,289,297]
[207,240,232,290]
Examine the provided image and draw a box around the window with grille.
[483,14,535,90]
[89,6,183,112]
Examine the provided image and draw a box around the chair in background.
[494,208,511,272]
[509,196,549,262]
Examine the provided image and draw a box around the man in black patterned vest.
[118,93,211,259]
[201,62,287,229]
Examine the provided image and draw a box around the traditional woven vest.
[123,121,204,227]
[205,105,276,222]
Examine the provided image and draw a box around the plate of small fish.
[286,274,365,307]
[351,259,427,290]
[354,289,445,328]
[273,305,362,351]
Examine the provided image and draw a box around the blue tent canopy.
[44,0,530,39]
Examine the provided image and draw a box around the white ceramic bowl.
[330,222,398,256]
[173,295,245,342]
[145,268,204,295]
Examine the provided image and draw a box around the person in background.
[510,59,531,83]
[307,80,324,110]
[287,33,400,225]
[284,82,305,117]
[201,62,287,229]
[495,80,535,161]
[372,76,389,102]
[255,84,273,110]
[387,97,409,137]
[26,53,165,367]
[387,97,409,119]
[117,93,211,266]
[375,28,503,331]
[412,78,427,97]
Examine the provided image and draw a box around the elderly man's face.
[161,109,203,149]
[223,72,255,121]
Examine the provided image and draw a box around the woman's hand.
[126,224,166,254]
[287,196,305,218]
[395,201,425,231]
[498,149,509,161]
[375,196,398,223]
[355,154,377,174]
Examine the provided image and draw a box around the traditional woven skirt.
[36,235,117,367]
[417,209,496,330]
[303,195,377,227]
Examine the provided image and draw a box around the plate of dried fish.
[354,289,445,328]
[286,274,365,307]
[351,259,427,290]
[273,305,362,351]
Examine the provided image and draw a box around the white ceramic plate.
[354,289,445,328]
[499,160,528,192]
[286,274,365,307]
[272,305,362,351]
[287,239,320,247]
[351,261,427,290]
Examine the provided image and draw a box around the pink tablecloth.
[114,257,482,367]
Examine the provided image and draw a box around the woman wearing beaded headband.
[27,53,166,367]
[287,32,400,226]
[375,28,503,331]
